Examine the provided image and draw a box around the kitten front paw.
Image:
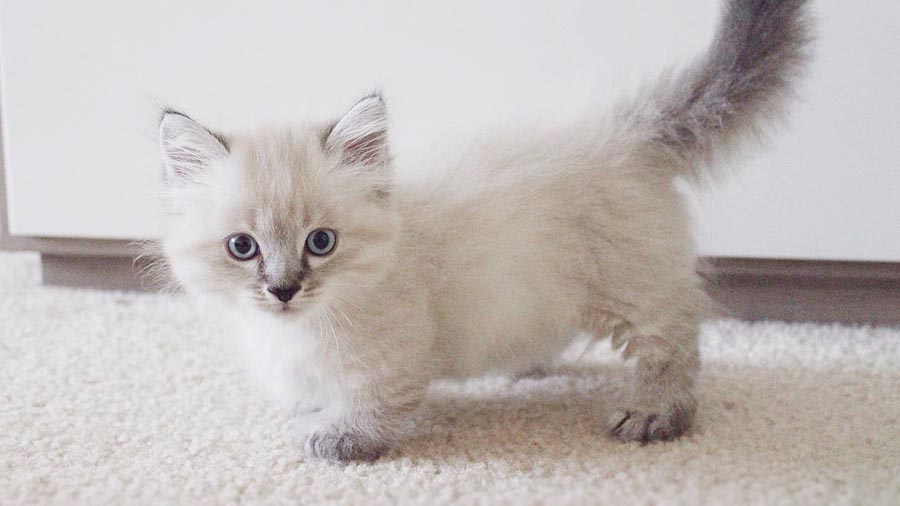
[608,397,696,443]
[303,430,388,463]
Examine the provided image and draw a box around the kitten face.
[159,96,399,318]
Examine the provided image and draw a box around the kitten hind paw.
[608,400,695,443]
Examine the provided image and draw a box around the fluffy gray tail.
[624,0,813,181]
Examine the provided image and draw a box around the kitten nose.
[267,285,300,303]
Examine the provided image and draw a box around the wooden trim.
[699,257,900,282]
[41,253,146,291]
[700,257,900,326]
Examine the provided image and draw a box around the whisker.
[322,308,341,356]
[333,306,354,327]
[332,295,367,315]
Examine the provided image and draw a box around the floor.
[1,252,898,505]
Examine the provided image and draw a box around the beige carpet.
[1,252,898,505]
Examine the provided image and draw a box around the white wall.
[2,0,898,260]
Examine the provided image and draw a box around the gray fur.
[630,0,813,181]
[305,431,387,463]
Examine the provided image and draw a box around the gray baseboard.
[41,254,146,292]
[36,253,900,326]
[699,258,900,326]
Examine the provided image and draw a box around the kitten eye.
[226,233,259,261]
[306,229,337,256]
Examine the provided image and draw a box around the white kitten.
[157,0,811,461]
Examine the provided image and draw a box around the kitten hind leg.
[589,289,703,442]
[608,349,699,443]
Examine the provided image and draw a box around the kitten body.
[158,0,811,461]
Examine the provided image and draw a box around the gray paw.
[608,401,696,443]
[304,431,387,463]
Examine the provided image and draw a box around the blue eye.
[306,229,337,256]
[226,233,259,261]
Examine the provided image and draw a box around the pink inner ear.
[164,142,213,178]
[342,131,385,164]
[168,148,205,170]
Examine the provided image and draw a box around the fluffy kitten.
[157,0,811,461]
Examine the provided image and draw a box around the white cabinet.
[2,0,899,260]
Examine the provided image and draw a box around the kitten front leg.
[297,384,426,462]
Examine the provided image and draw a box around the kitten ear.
[158,111,228,185]
[325,94,389,166]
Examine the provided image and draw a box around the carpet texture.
[1,252,898,505]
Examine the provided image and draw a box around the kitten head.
[158,95,399,317]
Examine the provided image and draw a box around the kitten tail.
[626,0,814,182]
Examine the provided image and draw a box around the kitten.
[157,0,811,462]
